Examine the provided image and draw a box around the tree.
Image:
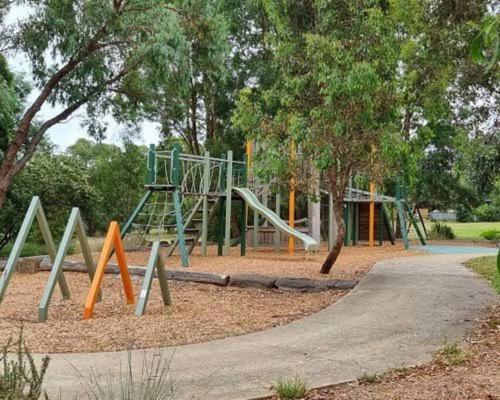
[0,0,184,208]
[233,0,402,273]
[68,138,147,232]
[0,147,97,251]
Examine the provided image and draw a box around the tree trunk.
[320,202,345,274]
[307,163,321,243]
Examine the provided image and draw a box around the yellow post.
[246,140,252,170]
[369,181,375,247]
[288,140,296,254]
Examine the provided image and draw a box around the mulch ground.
[0,245,420,354]
[72,243,422,281]
[277,303,500,400]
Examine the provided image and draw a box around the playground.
[0,3,498,398]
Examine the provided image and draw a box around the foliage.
[0,331,50,400]
[428,222,456,240]
[0,147,97,251]
[68,139,147,233]
[479,229,500,241]
[465,256,500,294]
[79,351,174,400]
[470,14,500,75]
[474,204,500,222]
[272,377,306,400]
[0,0,186,207]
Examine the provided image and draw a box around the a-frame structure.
[135,241,172,316]
[0,197,70,303]
[83,221,135,319]
[38,207,99,322]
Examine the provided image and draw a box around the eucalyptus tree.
[233,0,402,273]
[0,0,185,208]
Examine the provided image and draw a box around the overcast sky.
[5,5,161,151]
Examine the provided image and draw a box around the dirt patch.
[0,271,345,353]
[71,243,422,281]
[282,304,500,400]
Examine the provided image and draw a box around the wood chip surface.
[1,245,416,353]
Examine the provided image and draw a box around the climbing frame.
[83,221,134,319]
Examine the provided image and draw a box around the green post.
[172,144,189,267]
[343,204,349,246]
[0,197,69,303]
[217,197,225,256]
[328,192,334,251]
[404,202,427,245]
[378,204,383,245]
[121,190,153,238]
[275,193,281,250]
[201,151,210,256]
[147,144,156,185]
[135,241,171,317]
[354,203,359,245]
[240,160,247,256]
[39,208,99,322]
[346,203,353,246]
[223,151,233,256]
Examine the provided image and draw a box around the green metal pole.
[328,192,333,251]
[346,203,353,246]
[201,151,210,256]
[172,144,189,267]
[343,204,349,246]
[217,197,225,256]
[378,204,383,245]
[121,190,153,238]
[240,160,247,256]
[275,193,281,251]
[354,203,359,245]
[223,150,233,256]
[147,144,156,185]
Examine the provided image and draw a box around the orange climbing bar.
[83,221,134,319]
[369,182,375,247]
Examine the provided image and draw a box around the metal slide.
[233,187,319,251]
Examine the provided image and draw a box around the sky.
[5,5,161,151]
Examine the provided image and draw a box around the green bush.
[455,204,474,222]
[479,229,500,241]
[428,222,456,240]
[0,331,50,400]
[474,204,500,222]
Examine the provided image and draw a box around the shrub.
[428,222,456,240]
[79,351,174,400]
[273,377,307,400]
[474,204,500,222]
[479,229,500,241]
[455,204,474,222]
[0,331,50,400]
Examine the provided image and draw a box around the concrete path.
[39,253,496,399]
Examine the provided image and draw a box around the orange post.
[288,140,296,254]
[83,221,134,319]
[246,140,253,170]
[369,182,375,247]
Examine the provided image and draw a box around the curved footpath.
[38,252,496,399]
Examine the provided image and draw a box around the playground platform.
[37,251,496,399]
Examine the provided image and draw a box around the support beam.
[0,197,69,303]
[275,193,281,250]
[135,241,171,317]
[369,182,375,247]
[201,151,210,256]
[223,150,233,256]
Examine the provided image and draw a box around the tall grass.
[76,351,175,400]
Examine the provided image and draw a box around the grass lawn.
[427,221,500,240]
[465,255,500,294]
